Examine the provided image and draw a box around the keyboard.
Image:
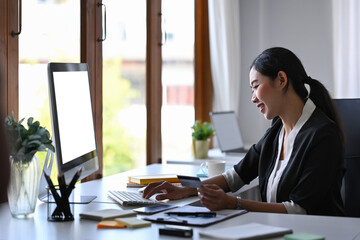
[108,190,159,206]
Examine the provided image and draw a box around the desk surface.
[165,148,245,166]
[1,163,360,240]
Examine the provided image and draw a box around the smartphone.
[159,225,193,238]
[133,204,177,215]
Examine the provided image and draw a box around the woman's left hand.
[197,184,234,211]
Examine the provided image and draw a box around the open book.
[198,222,292,240]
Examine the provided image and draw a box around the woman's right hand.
[142,181,196,201]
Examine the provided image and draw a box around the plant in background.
[4,115,55,163]
[191,120,215,141]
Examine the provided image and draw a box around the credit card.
[177,175,203,188]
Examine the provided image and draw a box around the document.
[142,205,247,227]
[198,222,293,240]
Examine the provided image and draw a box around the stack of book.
[127,174,181,188]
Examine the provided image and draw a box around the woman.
[143,47,345,216]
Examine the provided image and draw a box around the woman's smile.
[257,103,265,113]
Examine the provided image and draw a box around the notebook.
[210,111,247,154]
[115,217,152,228]
[198,222,292,240]
[79,209,136,221]
[128,174,180,185]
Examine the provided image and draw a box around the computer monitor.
[42,62,99,202]
[210,111,247,154]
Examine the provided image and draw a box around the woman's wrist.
[227,195,238,210]
[183,186,198,197]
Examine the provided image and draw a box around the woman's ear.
[277,71,288,89]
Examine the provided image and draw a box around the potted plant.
[191,120,215,159]
[4,114,55,218]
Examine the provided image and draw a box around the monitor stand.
[38,150,97,204]
[70,195,97,204]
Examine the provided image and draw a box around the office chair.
[333,98,360,217]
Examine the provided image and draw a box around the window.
[102,0,146,176]
[1,0,212,178]
[18,0,80,175]
[161,0,195,161]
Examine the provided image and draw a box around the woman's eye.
[252,85,259,91]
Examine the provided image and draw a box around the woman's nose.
[251,92,258,103]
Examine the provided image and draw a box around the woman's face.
[249,67,282,120]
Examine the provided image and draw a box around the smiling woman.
[143,47,346,217]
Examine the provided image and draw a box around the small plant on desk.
[191,120,215,159]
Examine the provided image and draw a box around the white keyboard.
[108,190,159,206]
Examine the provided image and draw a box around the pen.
[43,171,66,217]
[166,212,216,217]
[58,172,72,218]
[66,168,82,197]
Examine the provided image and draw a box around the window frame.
[0,0,213,175]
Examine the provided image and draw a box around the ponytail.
[305,77,345,141]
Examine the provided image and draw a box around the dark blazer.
[234,108,345,216]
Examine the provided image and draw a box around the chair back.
[333,98,360,217]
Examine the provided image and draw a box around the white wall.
[238,0,334,146]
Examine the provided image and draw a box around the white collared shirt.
[266,99,316,204]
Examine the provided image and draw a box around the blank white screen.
[53,71,96,164]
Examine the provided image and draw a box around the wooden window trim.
[195,0,213,123]
[0,0,19,119]
[145,0,213,164]
[146,0,162,164]
[81,0,103,180]
[0,0,19,203]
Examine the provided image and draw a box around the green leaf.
[45,143,55,152]
[191,120,214,140]
[4,115,56,162]
[29,135,42,141]
[27,117,34,126]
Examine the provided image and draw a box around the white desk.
[165,149,245,166]
[166,149,259,197]
[1,163,360,240]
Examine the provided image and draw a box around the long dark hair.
[251,47,344,140]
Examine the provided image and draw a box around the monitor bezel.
[47,62,99,180]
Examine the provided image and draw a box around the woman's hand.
[142,181,196,201]
[197,184,236,211]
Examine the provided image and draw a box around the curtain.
[208,0,241,112]
[208,1,262,201]
[333,0,360,98]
